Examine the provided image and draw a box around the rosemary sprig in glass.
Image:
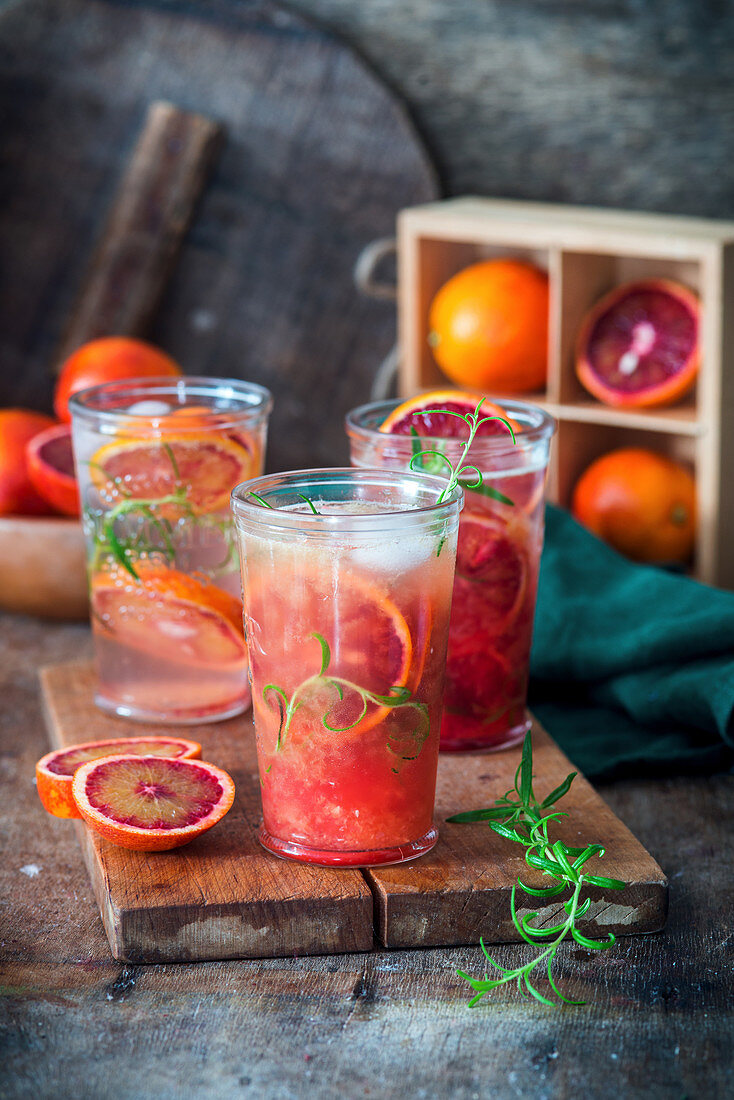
[409,398,516,507]
[448,731,626,1007]
[261,632,429,768]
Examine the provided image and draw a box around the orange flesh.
[83,757,224,829]
[46,738,198,776]
[89,434,254,513]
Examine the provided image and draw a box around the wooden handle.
[55,100,224,365]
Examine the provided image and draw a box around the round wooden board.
[0,0,438,469]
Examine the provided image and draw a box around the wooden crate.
[397,197,734,588]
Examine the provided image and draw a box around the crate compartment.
[558,250,703,410]
[551,420,699,572]
[398,231,554,397]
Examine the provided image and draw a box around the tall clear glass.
[232,468,462,866]
[70,376,272,724]
[347,399,556,754]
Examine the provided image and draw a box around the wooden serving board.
[40,662,668,963]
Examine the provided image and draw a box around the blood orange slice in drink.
[454,511,527,634]
[249,565,422,752]
[89,432,254,513]
[379,389,517,439]
[36,736,201,819]
[71,755,235,850]
[25,423,80,516]
[575,279,700,408]
[91,563,246,668]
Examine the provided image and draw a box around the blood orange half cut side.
[25,423,80,516]
[575,279,700,408]
[89,432,254,513]
[36,736,201,819]
[71,755,235,851]
[91,563,246,668]
[379,389,517,439]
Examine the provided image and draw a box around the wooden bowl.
[0,516,89,619]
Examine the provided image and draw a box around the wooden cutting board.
[40,661,668,963]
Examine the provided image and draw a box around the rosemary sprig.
[262,632,429,767]
[409,399,517,506]
[447,732,625,1007]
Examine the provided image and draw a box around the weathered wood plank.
[366,721,668,949]
[39,662,374,963]
[55,100,224,363]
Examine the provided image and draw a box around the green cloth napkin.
[528,504,734,780]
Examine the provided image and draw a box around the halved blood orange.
[248,564,421,751]
[379,389,518,439]
[25,423,80,516]
[89,432,254,514]
[575,279,700,408]
[36,736,201,819]
[71,755,235,850]
[91,562,246,668]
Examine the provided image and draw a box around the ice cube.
[126,400,171,416]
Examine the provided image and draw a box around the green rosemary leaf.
[551,842,578,882]
[571,928,616,950]
[541,772,578,809]
[547,959,585,1006]
[410,426,423,464]
[572,844,605,870]
[105,518,139,580]
[446,807,511,823]
[519,731,534,806]
[162,441,181,481]
[296,493,320,514]
[575,897,592,917]
[311,632,331,676]
[523,973,555,1007]
[460,479,515,506]
[516,880,567,898]
[248,493,274,509]
[584,875,626,890]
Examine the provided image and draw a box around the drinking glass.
[70,376,272,723]
[232,468,462,866]
[347,398,555,753]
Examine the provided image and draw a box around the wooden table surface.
[1,613,732,1099]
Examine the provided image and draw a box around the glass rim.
[68,375,273,430]
[345,396,557,453]
[231,467,464,534]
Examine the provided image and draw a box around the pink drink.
[347,399,555,753]
[232,469,461,865]
[70,378,272,724]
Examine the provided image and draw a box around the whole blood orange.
[572,447,696,563]
[427,260,549,393]
[0,409,57,515]
[25,423,79,516]
[71,754,235,850]
[36,736,201,819]
[575,279,699,408]
[55,336,181,422]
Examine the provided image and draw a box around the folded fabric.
[528,504,734,780]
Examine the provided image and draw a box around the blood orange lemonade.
[70,377,272,723]
[232,469,462,866]
[347,394,555,753]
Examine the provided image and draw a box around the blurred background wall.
[286,0,733,217]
